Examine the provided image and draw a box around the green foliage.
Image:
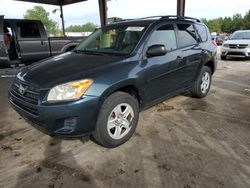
[202,10,250,33]
[24,6,59,36]
[243,10,250,29]
[65,22,96,32]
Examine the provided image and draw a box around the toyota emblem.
[18,84,28,95]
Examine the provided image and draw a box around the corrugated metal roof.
[15,0,87,6]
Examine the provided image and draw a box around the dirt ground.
[0,53,250,188]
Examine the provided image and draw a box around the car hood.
[18,52,127,88]
[224,39,250,44]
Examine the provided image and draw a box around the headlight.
[47,79,93,102]
[223,43,229,48]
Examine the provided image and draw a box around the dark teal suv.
[9,16,217,147]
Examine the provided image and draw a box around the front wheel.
[93,92,139,148]
[191,66,212,98]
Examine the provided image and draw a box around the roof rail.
[120,15,165,22]
[121,15,200,23]
[160,15,200,22]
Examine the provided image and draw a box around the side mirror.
[146,44,167,58]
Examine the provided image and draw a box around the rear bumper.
[9,94,102,137]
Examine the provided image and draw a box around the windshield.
[75,25,147,55]
[231,31,250,40]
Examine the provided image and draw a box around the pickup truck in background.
[0,16,87,68]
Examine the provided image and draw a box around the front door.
[0,15,10,68]
[142,24,180,104]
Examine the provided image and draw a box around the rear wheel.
[191,66,212,98]
[93,92,139,148]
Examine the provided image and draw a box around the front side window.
[177,24,198,48]
[16,22,41,38]
[76,25,147,55]
[147,24,177,51]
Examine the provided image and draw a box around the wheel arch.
[61,42,78,52]
[204,60,215,74]
[101,81,144,109]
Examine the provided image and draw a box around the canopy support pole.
[60,1,66,36]
[98,0,107,26]
[177,0,185,17]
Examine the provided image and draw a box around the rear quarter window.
[195,24,208,42]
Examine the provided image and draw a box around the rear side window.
[147,24,177,51]
[177,24,198,48]
[195,24,208,42]
[16,22,41,38]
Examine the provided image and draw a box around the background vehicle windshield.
[231,31,250,40]
[76,25,147,55]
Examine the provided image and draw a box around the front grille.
[229,44,248,49]
[9,79,40,117]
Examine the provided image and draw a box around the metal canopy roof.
[15,0,87,6]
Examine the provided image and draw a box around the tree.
[24,6,58,36]
[243,10,250,29]
[231,13,244,32]
[221,17,233,33]
[201,10,250,33]
[65,22,96,32]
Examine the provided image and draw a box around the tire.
[221,55,226,60]
[191,66,212,98]
[93,91,139,148]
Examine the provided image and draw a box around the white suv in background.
[221,30,250,60]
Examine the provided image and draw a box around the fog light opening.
[63,117,78,132]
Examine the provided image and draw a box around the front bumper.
[221,46,250,58]
[9,94,102,137]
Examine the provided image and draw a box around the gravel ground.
[0,54,250,188]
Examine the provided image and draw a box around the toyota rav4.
[9,16,217,147]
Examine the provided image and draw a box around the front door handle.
[176,56,182,62]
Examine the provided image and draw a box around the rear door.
[175,23,202,88]
[0,15,10,67]
[14,20,50,63]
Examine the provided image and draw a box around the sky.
[0,0,250,28]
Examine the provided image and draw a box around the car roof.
[4,18,41,23]
[234,30,250,33]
